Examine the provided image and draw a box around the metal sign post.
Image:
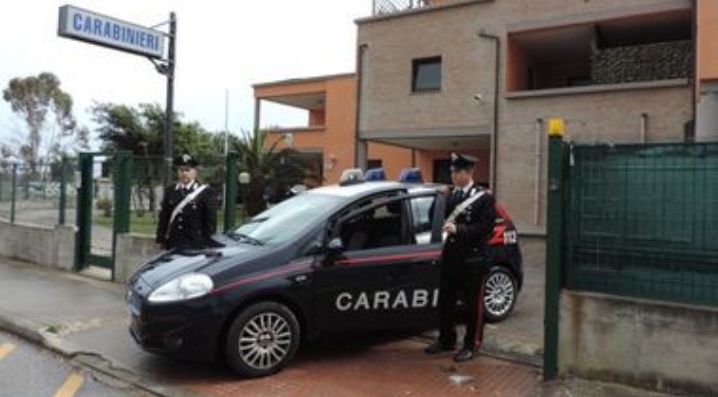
[58,5,177,185]
[162,12,176,186]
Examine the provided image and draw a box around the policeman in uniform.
[156,154,218,250]
[425,152,497,362]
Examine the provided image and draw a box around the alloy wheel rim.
[484,272,515,317]
[238,312,292,370]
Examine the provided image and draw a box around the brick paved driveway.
[165,335,543,397]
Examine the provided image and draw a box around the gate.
[74,151,239,280]
[75,151,131,278]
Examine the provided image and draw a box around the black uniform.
[437,183,497,353]
[156,181,217,250]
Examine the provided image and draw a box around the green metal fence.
[123,154,239,237]
[0,159,76,225]
[564,142,718,306]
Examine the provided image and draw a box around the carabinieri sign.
[58,5,165,59]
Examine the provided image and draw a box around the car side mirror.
[322,237,344,267]
[327,237,344,253]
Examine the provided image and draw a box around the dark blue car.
[127,179,522,377]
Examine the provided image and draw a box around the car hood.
[132,240,267,292]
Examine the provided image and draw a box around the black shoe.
[424,341,455,355]
[452,347,478,362]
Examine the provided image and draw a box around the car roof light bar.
[398,167,424,183]
[365,167,387,181]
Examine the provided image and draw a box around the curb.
[0,309,194,397]
[416,329,543,368]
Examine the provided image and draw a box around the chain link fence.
[565,142,718,306]
[0,160,77,226]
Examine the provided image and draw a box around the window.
[340,197,408,250]
[410,196,436,244]
[229,193,343,246]
[412,56,442,92]
[367,159,383,169]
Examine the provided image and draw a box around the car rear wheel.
[225,302,300,377]
[483,267,517,323]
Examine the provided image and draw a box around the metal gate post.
[112,151,132,280]
[544,119,566,380]
[10,164,17,224]
[75,153,94,271]
[224,151,238,231]
[59,157,68,225]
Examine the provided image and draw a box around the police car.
[127,168,522,377]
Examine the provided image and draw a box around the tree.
[2,72,86,176]
[233,130,307,216]
[91,102,223,216]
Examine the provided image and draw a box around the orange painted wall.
[697,0,718,81]
[507,36,529,92]
[415,149,490,185]
[261,74,413,185]
[367,142,413,181]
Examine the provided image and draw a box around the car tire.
[483,266,518,323]
[225,301,300,377]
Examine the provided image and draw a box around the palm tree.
[233,130,306,216]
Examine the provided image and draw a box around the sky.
[0,1,371,149]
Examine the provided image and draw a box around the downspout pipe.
[479,31,500,197]
[354,44,369,169]
[690,0,697,141]
[534,118,544,226]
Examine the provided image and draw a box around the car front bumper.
[127,287,226,361]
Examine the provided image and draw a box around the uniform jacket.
[443,184,497,260]
[156,181,217,250]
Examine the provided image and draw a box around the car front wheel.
[225,301,300,377]
[483,267,517,323]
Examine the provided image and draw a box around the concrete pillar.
[115,233,161,283]
[696,82,718,141]
[54,224,76,271]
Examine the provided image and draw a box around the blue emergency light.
[398,167,423,183]
[365,168,387,181]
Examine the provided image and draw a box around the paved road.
[0,206,684,396]
[0,330,149,397]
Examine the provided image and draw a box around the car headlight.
[148,273,214,303]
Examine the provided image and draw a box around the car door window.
[410,196,436,245]
[339,197,409,250]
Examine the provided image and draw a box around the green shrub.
[96,197,113,217]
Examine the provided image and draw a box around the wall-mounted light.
[325,153,338,171]
[238,171,251,185]
[281,132,294,147]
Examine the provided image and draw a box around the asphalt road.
[0,330,149,397]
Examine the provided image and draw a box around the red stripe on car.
[211,260,312,294]
[334,250,441,265]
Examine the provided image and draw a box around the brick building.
[255,0,718,234]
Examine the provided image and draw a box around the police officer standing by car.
[425,152,498,362]
[156,153,218,250]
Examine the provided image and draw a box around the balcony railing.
[372,0,427,15]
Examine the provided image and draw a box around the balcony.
[507,8,693,92]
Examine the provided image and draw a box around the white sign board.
[58,5,165,59]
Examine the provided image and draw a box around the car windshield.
[228,193,344,246]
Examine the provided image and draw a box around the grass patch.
[94,208,246,235]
